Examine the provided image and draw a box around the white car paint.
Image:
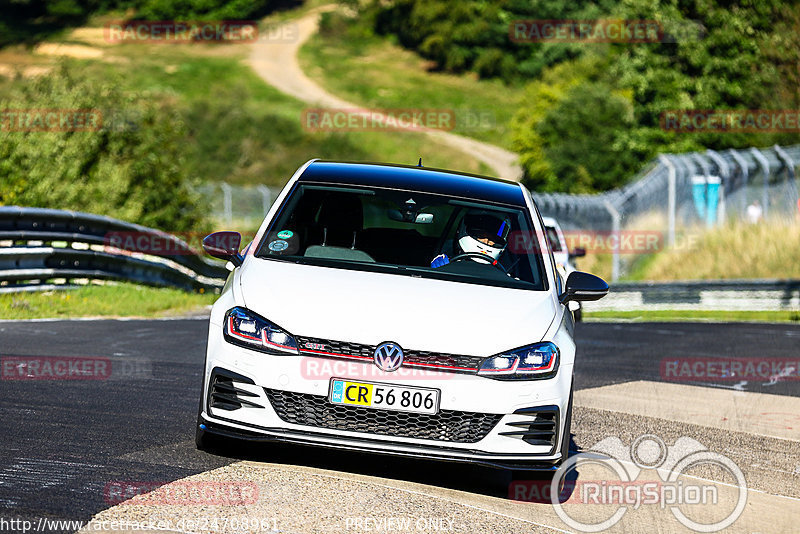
[198,161,600,470]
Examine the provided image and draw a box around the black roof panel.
[298,161,527,207]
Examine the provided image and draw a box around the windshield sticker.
[268,239,289,252]
[277,230,294,239]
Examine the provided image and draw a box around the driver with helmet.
[431,211,511,268]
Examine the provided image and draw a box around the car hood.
[238,259,557,356]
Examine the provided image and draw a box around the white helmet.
[457,211,511,261]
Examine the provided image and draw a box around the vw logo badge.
[374,342,404,372]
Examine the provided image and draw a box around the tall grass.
[632,221,800,280]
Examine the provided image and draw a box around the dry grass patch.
[637,221,800,280]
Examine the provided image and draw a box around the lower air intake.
[265,389,501,443]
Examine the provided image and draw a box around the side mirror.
[559,271,608,304]
[203,231,243,267]
[569,247,586,258]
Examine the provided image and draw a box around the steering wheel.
[449,252,507,273]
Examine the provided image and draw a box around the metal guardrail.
[583,279,800,312]
[3,207,797,311]
[0,207,228,292]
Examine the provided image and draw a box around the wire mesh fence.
[195,144,800,281]
[194,182,277,232]
[534,144,800,280]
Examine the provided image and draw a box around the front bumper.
[199,416,560,471]
[201,326,572,471]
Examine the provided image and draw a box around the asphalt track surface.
[1,319,799,532]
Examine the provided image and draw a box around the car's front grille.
[295,336,483,373]
[265,389,502,443]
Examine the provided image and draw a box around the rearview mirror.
[559,271,608,304]
[203,231,243,267]
[387,209,434,224]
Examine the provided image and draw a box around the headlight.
[478,342,559,380]
[223,307,298,355]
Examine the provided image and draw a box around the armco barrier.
[583,279,800,312]
[0,207,228,292]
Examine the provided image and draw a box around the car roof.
[297,160,527,207]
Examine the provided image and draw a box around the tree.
[0,64,208,232]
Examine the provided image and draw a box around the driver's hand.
[431,254,450,268]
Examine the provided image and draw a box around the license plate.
[328,378,440,415]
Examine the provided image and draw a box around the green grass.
[298,11,524,151]
[0,283,217,320]
[584,310,800,323]
[0,23,489,190]
[82,46,489,185]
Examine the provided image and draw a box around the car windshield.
[256,183,546,290]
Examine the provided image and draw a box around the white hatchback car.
[196,160,608,474]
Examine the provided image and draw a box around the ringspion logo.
[511,434,746,532]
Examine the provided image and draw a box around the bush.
[0,64,208,233]
[536,83,640,193]
[134,0,301,20]
[360,0,800,192]
[0,0,302,48]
